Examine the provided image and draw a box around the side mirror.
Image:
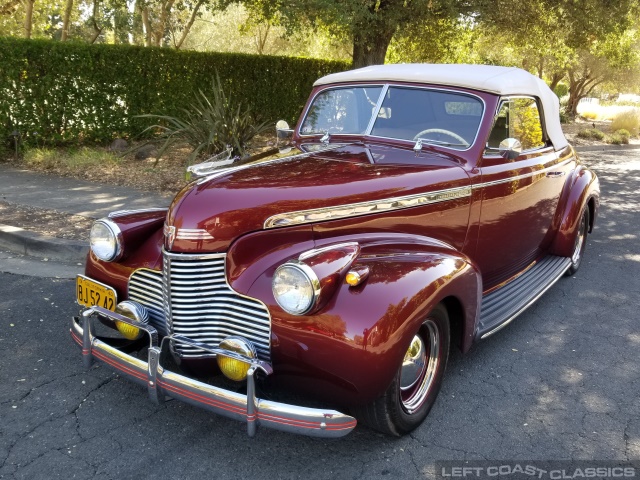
[498,138,522,160]
[276,120,294,152]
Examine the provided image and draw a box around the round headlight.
[272,262,319,315]
[90,219,123,262]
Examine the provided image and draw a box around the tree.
[23,0,36,38]
[60,0,73,40]
[475,0,640,116]
[387,16,479,64]
[128,0,218,48]
[564,30,640,116]
[0,0,63,39]
[228,0,465,68]
[181,4,350,59]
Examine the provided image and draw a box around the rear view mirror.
[498,138,522,160]
[276,120,294,153]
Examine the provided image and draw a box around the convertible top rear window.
[300,85,484,150]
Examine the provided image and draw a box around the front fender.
[550,164,600,257]
[228,231,481,405]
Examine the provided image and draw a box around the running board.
[476,255,572,340]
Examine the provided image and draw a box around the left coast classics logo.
[164,224,176,250]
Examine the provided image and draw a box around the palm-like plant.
[138,74,271,165]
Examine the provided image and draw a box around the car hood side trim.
[264,185,472,229]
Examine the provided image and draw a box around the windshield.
[300,86,383,135]
[300,85,484,150]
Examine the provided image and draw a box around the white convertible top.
[314,64,568,150]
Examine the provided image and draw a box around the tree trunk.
[253,22,270,55]
[352,28,395,69]
[153,0,175,46]
[61,0,73,40]
[141,6,152,46]
[89,0,102,43]
[23,0,35,38]
[566,69,604,118]
[174,0,205,49]
[132,0,144,45]
[548,72,564,93]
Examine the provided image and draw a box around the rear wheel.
[353,304,450,436]
[567,208,589,276]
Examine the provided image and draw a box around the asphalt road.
[1,149,639,479]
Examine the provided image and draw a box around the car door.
[473,97,571,290]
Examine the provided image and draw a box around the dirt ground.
[0,201,93,241]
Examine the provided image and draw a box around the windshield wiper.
[413,137,467,152]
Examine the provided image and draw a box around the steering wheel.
[413,128,469,147]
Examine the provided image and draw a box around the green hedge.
[0,37,348,146]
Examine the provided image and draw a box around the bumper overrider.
[71,306,357,438]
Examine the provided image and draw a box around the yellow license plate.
[76,275,117,311]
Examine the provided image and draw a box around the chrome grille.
[127,252,272,361]
[128,269,168,336]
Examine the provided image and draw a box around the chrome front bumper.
[71,306,356,438]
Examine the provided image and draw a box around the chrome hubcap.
[400,319,439,414]
[571,214,586,264]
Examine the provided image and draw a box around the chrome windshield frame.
[298,83,487,153]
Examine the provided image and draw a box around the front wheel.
[566,208,590,276]
[353,304,450,436]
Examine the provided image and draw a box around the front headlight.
[90,219,123,262]
[272,262,320,315]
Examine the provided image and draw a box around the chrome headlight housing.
[272,262,320,315]
[90,219,123,262]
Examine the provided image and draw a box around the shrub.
[608,133,629,145]
[610,110,640,136]
[23,146,120,170]
[0,37,348,147]
[577,128,606,140]
[615,129,631,138]
[139,74,272,163]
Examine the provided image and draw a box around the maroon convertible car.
[72,64,599,437]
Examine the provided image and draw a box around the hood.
[166,144,470,253]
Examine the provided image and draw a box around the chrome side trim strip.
[108,208,168,218]
[263,155,573,230]
[298,241,359,261]
[175,228,214,241]
[264,185,472,229]
[473,156,574,190]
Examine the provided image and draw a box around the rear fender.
[550,165,600,257]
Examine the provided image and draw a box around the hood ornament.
[186,148,235,179]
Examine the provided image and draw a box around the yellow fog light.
[216,337,257,382]
[114,301,149,340]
